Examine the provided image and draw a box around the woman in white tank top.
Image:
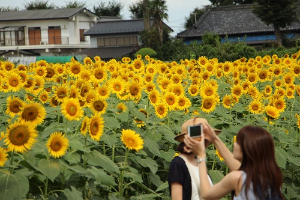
[183,123,284,200]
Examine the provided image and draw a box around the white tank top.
[190,164,213,200]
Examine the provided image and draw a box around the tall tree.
[61,1,86,9]
[24,0,56,10]
[149,0,168,43]
[143,0,151,31]
[252,0,299,46]
[209,0,254,6]
[93,1,123,18]
[0,6,19,12]
[184,7,207,29]
[129,1,143,19]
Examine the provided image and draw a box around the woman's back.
[233,171,257,200]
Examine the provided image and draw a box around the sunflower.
[215,149,224,161]
[248,100,263,114]
[200,83,217,98]
[92,67,107,83]
[35,66,47,78]
[19,102,46,126]
[297,118,300,130]
[176,95,191,110]
[296,85,300,96]
[272,65,282,76]
[285,89,295,99]
[80,116,90,136]
[231,85,243,97]
[116,102,127,113]
[222,61,232,74]
[292,63,300,76]
[3,61,14,72]
[188,84,199,96]
[148,89,161,106]
[145,82,156,93]
[69,62,82,77]
[79,83,92,97]
[85,90,97,104]
[89,97,107,115]
[80,69,91,81]
[4,71,24,92]
[146,64,157,75]
[61,98,84,121]
[46,132,69,158]
[155,102,168,119]
[274,80,282,88]
[171,74,182,84]
[36,60,47,67]
[201,71,210,81]
[201,96,217,113]
[4,121,37,153]
[127,81,142,102]
[163,92,178,111]
[132,59,144,72]
[89,113,104,141]
[247,73,258,84]
[32,75,45,93]
[49,96,60,107]
[121,129,143,151]
[109,77,126,95]
[265,105,280,119]
[55,64,66,75]
[17,64,27,71]
[258,70,269,81]
[5,96,24,117]
[0,147,8,166]
[247,85,260,99]
[222,95,232,109]
[84,57,93,65]
[283,74,294,85]
[271,98,286,112]
[97,84,111,99]
[159,77,171,91]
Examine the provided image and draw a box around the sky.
[0,0,211,36]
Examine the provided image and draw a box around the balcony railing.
[0,37,69,46]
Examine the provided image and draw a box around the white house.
[0,8,99,57]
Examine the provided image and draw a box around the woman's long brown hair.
[236,126,284,199]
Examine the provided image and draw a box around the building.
[0,7,99,57]
[80,18,173,60]
[177,4,300,47]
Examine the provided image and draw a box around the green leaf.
[88,167,116,186]
[144,137,161,157]
[287,154,300,166]
[41,122,64,138]
[135,156,158,174]
[130,109,147,122]
[156,124,175,143]
[289,144,300,155]
[124,167,143,183]
[0,173,29,200]
[113,111,129,122]
[69,138,88,152]
[64,153,81,165]
[101,134,119,148]
[63,186,83,200]
[37,159,61,182]
[104,117,120,129]
[275,146,288,169]
[149,172,163,187]
[159,149,176,162]
[208,170,224,183]
[155,181,169,192]
[88,150,120,174]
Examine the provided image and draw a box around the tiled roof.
[177,4,300,38]
[75,46,136,59]
[84,19,172,35]
[0,8,97,21]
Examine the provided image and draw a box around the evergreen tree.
[61,1,86,9]
[129,1,143,19]
[24,0,56,10]
[252,0,299,46]
[93,1,123,18]
[0,6,19,11]
[184,7,207,29]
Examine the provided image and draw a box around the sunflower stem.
[112,144,115,162]
[9,150,15,174]
[119,148,129,197]
[44,177,49,199]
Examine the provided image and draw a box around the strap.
[179,155,202,200]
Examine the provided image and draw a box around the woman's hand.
[183,132,206,158]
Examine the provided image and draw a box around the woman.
[184,125,284,200]
[168,117,218,200]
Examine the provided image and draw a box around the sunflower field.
[0,53,299,200]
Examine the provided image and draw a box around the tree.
[143,0,151,31]
[184,7,207,29]
[252,0,299,46]
[129,1,143,18]
[24,0,56,10]
[93,1,123,18]
[209,0,254,6]
[61,1,86,9]
[0,6,19,11]
[149,0,168,43]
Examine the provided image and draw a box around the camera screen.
[188,125,202,137]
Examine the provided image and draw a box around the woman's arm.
[211,136,241,171]
[171,182,183,200]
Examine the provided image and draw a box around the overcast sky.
[0,0,211,36]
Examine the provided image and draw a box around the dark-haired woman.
[184,125,284,200]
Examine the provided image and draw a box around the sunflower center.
[10,78,19,87]
[22,107,38,121]
[130,86,139,96]
[46,68,55,78]
[72,66,80,74]
[94,101,104,111]
[51,140,62,151]
[37,69,44,76]
[95,71,104,79]
[10,101,22,113]
[127,138,135,146]
[90,121,99,135]
[9,126,30,146]
[67,104,77,116]
[158,106,165,114]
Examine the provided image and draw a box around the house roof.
[84,19,173,35]
[177,4,300,38]
[0,7,98,22]
[75,46,137,59]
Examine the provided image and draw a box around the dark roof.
[177,4,300,38]
[75,46,137,59]
[0,8,98,22]
[84,19,172,35]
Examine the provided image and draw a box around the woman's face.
[233,142,243,161]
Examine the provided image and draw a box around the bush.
[135,48,157,59]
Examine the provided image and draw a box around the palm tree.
[149,0,168,43]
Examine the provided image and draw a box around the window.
[48,26,61,44]
[97,36,138,47]
[80,29,85,41]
